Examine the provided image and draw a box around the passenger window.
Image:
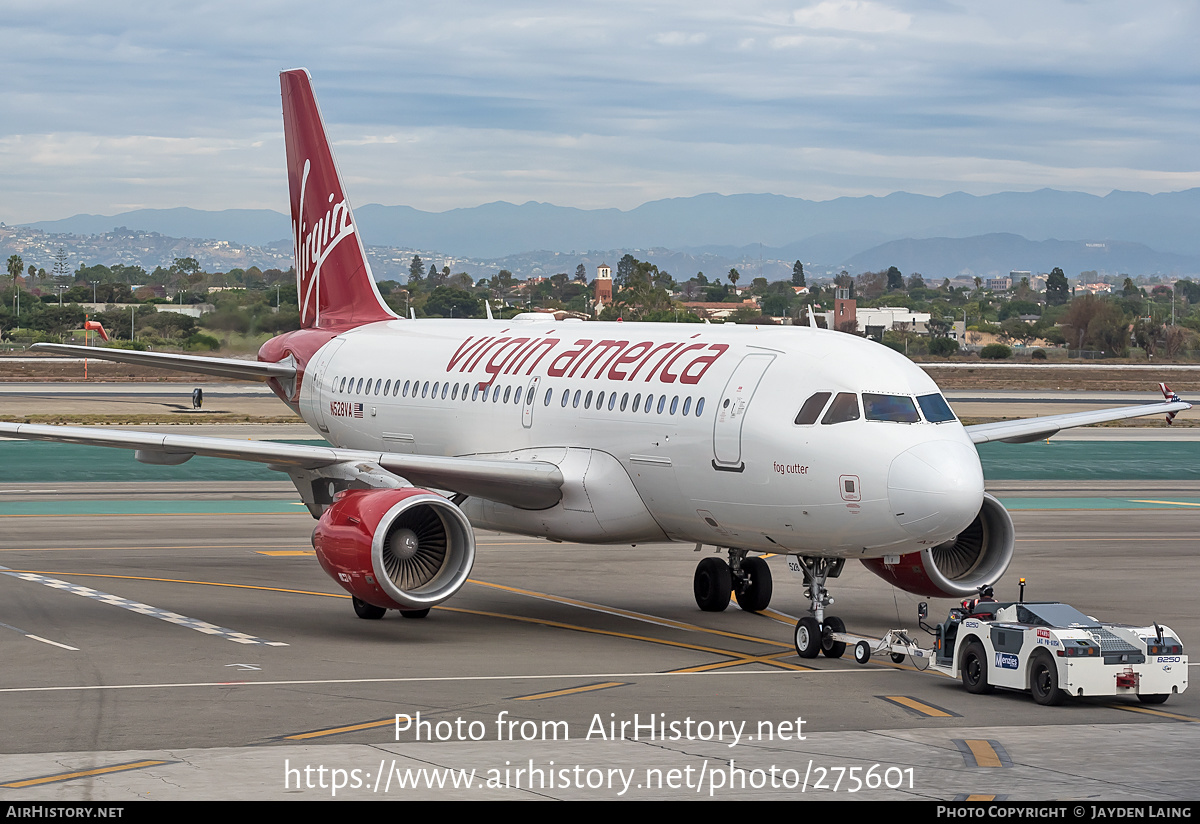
[608,393,617,411]
[393,381,400,397]
[493,386,501,402]
[441,383,449,400]
[573,390,581,408]
[621,393,629,411]
[339,377,347,392]
[356,378,363,394]
[696,397,706,417]
[503,386,512,403]
[584,390,593,409]
[514,386,522,405]
[682,397,692,416]
[452,383,459,400]
[403,380,410,397]
[794,392,832,425]
[644,394,654,413]
[821,392,860,424]
[596,391,605,409]
[657,396,666,414]
[670,396,679,415]
[632,393,641,411]
[561,389,569,407]
[544,388,552,406]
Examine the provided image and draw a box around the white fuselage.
[298,316,985,556]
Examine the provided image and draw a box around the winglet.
[1161,382,1183,424]
[280,69,396,330]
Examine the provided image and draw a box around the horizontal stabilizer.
[29,343,296,382]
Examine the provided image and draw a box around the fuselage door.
[522,376,541,429]
[304,338,345,433]
[712,353,775,471]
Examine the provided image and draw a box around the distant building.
[594,263,612,307]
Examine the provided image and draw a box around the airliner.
[3,70,1190,657]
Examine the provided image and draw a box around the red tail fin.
[280,69,396,329]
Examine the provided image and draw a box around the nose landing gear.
[791,556,848,659]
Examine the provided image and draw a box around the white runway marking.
[0,620,79,650]
[0,566,287,646]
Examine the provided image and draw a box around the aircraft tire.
[961,640,994,694]
[694,557,732,612]
[1137,693,1169,704]
[736,557,773,612]
[794,616,822,658]
[1030,651,1065,706]
[821,615,847,658]
[400,608,431,619]
[854,640,872,664]
[352,597,387,620]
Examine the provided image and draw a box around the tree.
[1046,267,1070,306]
[906,273,926,291]
[575,263,587,281]
[616,254,636,287]
[1122,277,1139,298]
[7,254,23,286]
[408,255,425,286]
[423,286,481,318]
[728,268,740,290]
[886,266,904,291]
[791,260,805,287]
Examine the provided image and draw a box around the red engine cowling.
[312,488,476,610]
[861,492,1014,597]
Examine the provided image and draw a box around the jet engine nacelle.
[311,488,476,610]
[860,492,1014,597]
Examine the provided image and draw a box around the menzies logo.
[295,158,356,327]
[995,652,1019,670]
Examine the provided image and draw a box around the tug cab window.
[863,393,920,423]
[820,392,860,425]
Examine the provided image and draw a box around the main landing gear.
[790,557,848,659]
[351,597,430,620]
[693,548,774,613]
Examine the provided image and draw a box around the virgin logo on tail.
[295,159,357,328]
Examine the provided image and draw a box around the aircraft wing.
[29,343,295,382]
[0,423,563,510]
[964,400,1192,445]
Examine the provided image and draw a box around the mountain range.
[18,188,1200,278]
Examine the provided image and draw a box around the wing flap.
[0,423,563,509]
[29,343,295,382]
[965,401,1192,445]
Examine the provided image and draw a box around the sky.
[3,1,1199,224]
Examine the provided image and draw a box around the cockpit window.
[863,393,920,423]
[821,392,860,425]
[917,393,957,423]
[794,392,832,425]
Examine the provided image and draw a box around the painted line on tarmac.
[467,578,793,649]
[878,695,961,718]
[1103,703,1198,722]
[0,759,173,789]
[1,569,344,598]
[283,718,397,741]
[954,739,1012,768]
[512,681,629,701]
[0,566,288,646]
[0,620,78,651]
[0,667,864,695]
[1130,499,1200,508]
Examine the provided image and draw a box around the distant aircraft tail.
[280,69,396,329]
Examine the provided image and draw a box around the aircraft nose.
[888,440,984,541]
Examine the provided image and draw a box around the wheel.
[794,616,821,658]
[735,557,773,612]
[854,640,872,665]
[821,615,847,658]
[1030,651,1064,706]
[890,652,906,664]
[694,557,732,612]
[400,608,430,619]
[352,596,387,620]
[1137,693,1169,704]
[961,641,994,694]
